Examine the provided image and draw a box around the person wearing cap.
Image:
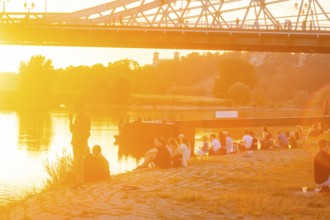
[69,102,91,186]
[314,139,330,193]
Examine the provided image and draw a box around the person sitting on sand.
[317,122,324,134]
[197,135,209,157]
[223,131,236,154]
[84,145,110,182]
[166,138,176,156]
[209,134,221,155]
[179,136,191,167]
[168,138,182,167]
[218,131,226,150]
[237,129,253,151]
[274,131,289,148]
[308,123,321,137]
[249,131,259,150]
[287,131,298,149]
[294,125,304,142]
[314,139,330,193]
[260,126,273,150]
[136,137,171,169]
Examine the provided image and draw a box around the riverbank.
[2,142,330,220]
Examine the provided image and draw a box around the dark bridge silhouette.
[0,0,330,52]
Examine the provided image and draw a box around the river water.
[0,107,318,205]
[0,110,144,205]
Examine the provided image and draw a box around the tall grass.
[0,149,75,217]
[43,148,75,189]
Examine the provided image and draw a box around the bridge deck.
[1,23,330,52]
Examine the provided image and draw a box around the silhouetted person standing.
[236,17,240,28]
[70,103,91,187]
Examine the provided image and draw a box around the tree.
[227,82,252,105]
[293,90,309,107]
[213,57,256,98]
[17,55,55,106]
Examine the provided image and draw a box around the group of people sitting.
[78,126,330,194]
[196,125,305,156]
[135,134,191,170]
[259,126,303,150]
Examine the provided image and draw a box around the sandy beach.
[1,144,330,220]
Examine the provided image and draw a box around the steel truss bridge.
[1,0,330,53]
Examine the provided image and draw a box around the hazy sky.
[0,0,329,72]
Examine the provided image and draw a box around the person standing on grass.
[70,102,91,187]
[314,139,330,193]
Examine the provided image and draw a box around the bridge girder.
[0,0,329,30]
[0,0,330,52]
[1,24,330,53]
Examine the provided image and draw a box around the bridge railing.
[1,12,330,33]
[129,108,325,122]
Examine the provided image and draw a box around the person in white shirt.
[238,129,253,151]
[209,133,221,155]
[178,134,190,167]
[181,138,190,167]
[223,131,236,154]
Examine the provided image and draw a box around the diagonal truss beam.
[1,0,330,32]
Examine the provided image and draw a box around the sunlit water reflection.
[0,111,140,205]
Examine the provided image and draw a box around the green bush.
[227,82,252,105]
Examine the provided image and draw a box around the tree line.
[1,51,330,109]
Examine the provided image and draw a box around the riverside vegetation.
[0,51,330,110]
